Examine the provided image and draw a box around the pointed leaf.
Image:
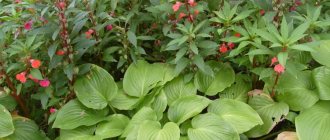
[137,121,180,140]
[0,104,14,137]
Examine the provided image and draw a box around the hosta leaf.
[276,71,319,111]
[137,121,180,140]
[74,64,118,109]
[296,101,330,140]
[246,90,289,138]
[311,40,330,67]
[194,62,235,95]
[95,114,130,139]
[121,107,157,139]
[168,95,210,125]
[312,67,330,100]
[53,100,107,129]
[0,94,17,111]
[123,60,164,97]
[208,99,263,133]
[0,104,14,137]
[220,74,251,102]
[163,76,197,105]
[57,126,102,140]
[151,91,167,120]
[188,113,240,140]
[3,116,48,140]
[110,88,140,110]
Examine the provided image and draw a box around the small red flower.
[56,50,65,56]
[274,64,285,74]
[15,0,22,4]
[289,6,296,12]
[85,31,92,39]
[172,2,182,12]
[49,108,57,113]
[39,79,50,87]
[16,72,27,83]
[295,0,302,6]
[219,43,228,54]
[260,9,265,16]
[24,20,33,30]
[106,24,113,31]
[30,59,41,69]
[178,12,187,20]
[234,33,241,37]
[227,42,235,49]
[271,57,278,66]
[58,2,66,9]
[28,74,39,83]
[194,10,199,16]
[88,29,94,34]
[188,0,197,7]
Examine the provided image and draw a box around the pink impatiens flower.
[16,72,27,83]
[260,9,265,16]
[227,42,235,49]
[106,24,113,31]
[172,2,182,12]
[24,20,33,30]
[188,0,197,6]
[274,64,285,74]
[271,57,278,66]
[39,79,50,87]
[49,108,57,113]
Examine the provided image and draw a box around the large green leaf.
[95,114,130,139]
[53,100,107,129]
[194,62,235,96]
[311,40,330,67]
[188,113,240,140]
[296,101,330,140]
[208,99,263,133]
[2,116,48,140]
[163,76,197,105]
[0,104,14,137]
[151,90,168,120]
[110,88,140,110]
[123,60,165,97]
[220,74,251,102]
[121,107,158,139]
[57,126,102,140]
[74,64,118,109]
[0,94,17,111]
[168,95,211,125]
[312,66,330,100]
[246,90,289,138]
[137,121,180,140]
[276,71,319,111]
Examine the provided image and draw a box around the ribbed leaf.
[137,121,180,140]
[188,113,240,140]
[163,76,197,105]
[311,40,330,67]
[312,66,330,100]
[0,104,14,137]
[0,94,17,111]
[194,62,235,96]
[57,126,102,140]
[74,64,118,109]
[95,114,130,139]
[53,100,107,129]
[220,74,251,102]
[168,95,210,125]
[246,90,289,138]
[208,99,263,133]
[296,101,330,140]
[110,88,140,110]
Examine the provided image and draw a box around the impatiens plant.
[1,0,330,140]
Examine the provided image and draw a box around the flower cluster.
[15,59,50,87]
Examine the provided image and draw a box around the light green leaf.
[220,74,251,102]
[137,121,180,140]
[312,66,330,100]
[188,113,240,140]
[208,99,263,133]
[246,90,289,138]
[194,62,235,95]
[277,52,288,66]
[168,95,210,125]
[127,30,137,47]
[288,22,310,44]
[151,91,167,120]
[74,64,118,109]
[290,44,315,52]
[30,69,43,80]
[280,17,289,40]
[57,126,102,140]
[95,114,130,139]
[0,104,14,137]
[110,88,140,110]
[0,94,17,111]
[53,100,107,129]
[163,76,197,105]
[255,29,279,43]
[232,10,254,22]
[276,71,319,111]
[296,101,330,140]
[311,40,330,67]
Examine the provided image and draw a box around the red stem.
[270,73,280,98]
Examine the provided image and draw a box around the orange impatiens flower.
[30,59,41,69]
[16,72,27,83]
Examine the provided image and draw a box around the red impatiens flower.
[289,6,296,12]
[260,9,265,16]
[56,50,65,56]
[219,43,228,53]
[295,0,302,6]
[234,33,241,37]
[106,24,113,31]
[49,108,57,113]
[178,12,187,20]
[274,64,285,74]
[58,2,66,9]
[227,42,235,49]
[172,2,182,12]
[85,29,94,39]
[188,0,197,7]
[271,57,278,66]
[39,79,50,87]
[24,20,33,30]
[30,59,41,69]
[16,72,27,83]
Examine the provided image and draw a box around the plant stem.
[270,73,280,97]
